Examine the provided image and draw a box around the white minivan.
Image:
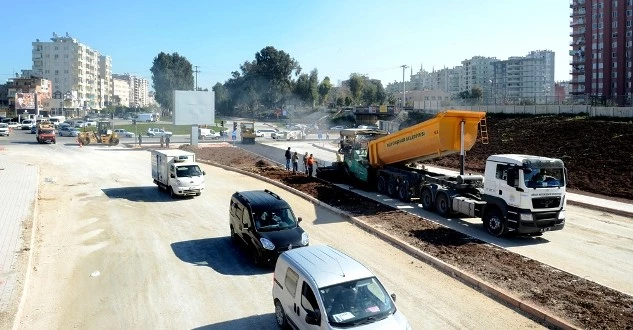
[272,245,411,330]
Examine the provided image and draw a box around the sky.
[1,0,571,89]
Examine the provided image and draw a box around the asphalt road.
[1,132,544,329]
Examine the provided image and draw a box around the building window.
[614,11,618,17]
[54,54,59,59]
[612,82,617,88]
[628,10,632,16]
[613,72,618,78]
[613,21,618,28]
[599,82,604,88]
[614,62,618,68]
[613,52,618,58]
[54,70,59,75]
[613,41,618,48]
[628,20,633,27]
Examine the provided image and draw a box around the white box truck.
[151,150,206,198]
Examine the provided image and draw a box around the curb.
[198,159,578,330]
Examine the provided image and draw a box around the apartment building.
[98,55,112,108]
[112,74,149,107]
[5,77,52,116]
[111,76,130,107]
[31,33,111,114]
[492,50,555,104]
[570,0,633,105]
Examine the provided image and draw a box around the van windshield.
[253,208,297,231]
[319,277,395,326]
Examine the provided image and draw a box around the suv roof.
[280,245,374,288]
[233,189,290,211]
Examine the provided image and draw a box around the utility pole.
[401,65,409,109]
[194,65,200,91]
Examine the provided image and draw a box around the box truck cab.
[151,150,205,198]
[272,245,411,330]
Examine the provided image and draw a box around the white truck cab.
[272,245,411,330]
[151,150,205,198]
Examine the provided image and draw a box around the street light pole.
[401,65,409,109]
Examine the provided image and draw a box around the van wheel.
[274,299,289,329]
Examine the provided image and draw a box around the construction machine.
[317,110,567,237]
[240,122,256,144]
[78,120,120,146]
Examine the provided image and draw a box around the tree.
[294,73,311,106]
[308,69,319,107]
[348,73,364,104]
[344,96,353,106]
[361,83,377,106]
[318,76,332,105]
[375,83,386,105]
[150,52,194,115]
[471,86,483,100]
[336,97,344,107]
[212,82,229,114]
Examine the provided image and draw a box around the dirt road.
[3,143,544,329]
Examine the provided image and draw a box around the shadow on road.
[192,313,277,330]
[171,237,271,276]
[102,186,176,202]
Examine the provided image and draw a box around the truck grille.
[532,197,561,209]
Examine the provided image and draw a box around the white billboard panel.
[173,90,215,125]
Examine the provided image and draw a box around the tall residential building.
[111,76,130,107]
[113,74,150,107]
[492,50,555,104]
[98,55,112,108]
[31,33,111,114]
[461,56,499,96]
[570,0,633,105]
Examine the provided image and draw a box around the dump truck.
[36,122,56,144]
[151,150,205,198]
[318,110,566,237]
[240,122,256,144]
[77,121,120,146]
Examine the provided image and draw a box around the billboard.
[15,92,35,110]
[173,90,215,125]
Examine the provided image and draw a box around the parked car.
[229,189,309,265]
[84,120,98,127]
[198,128,221,139]
[147,128,173,137]
[272,245,411,329]
[113,129,136,138]
[256,129,278,138]
[7,122,20,129]
[59,126,79,137]
[0,123,9,136]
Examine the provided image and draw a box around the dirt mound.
[184,145,632,329]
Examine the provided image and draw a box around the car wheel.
[274,299,289,329]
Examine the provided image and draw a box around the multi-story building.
[113,74,150,107]
[492,50,555,104]
[6,77,52,116]
[31,33,111,116]
[461,56,498,98]
[111,76,130,107]
[555,81,573,103]
[98,55,112,108]
[570,0,633,105]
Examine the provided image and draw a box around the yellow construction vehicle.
[78,121,120,146]
[240,122,256,144]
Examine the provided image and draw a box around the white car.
[21,119,35,130]
[0,123,9,136]
[7,122,20,129]
[84,121,98,127]
[147,128,173,137]
[59,126,79,137]
[256,129,278,138]
[113,129,136,138]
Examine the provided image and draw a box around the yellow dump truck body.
[367,110,486,167]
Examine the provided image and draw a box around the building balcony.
[570,29,586,36]
[570,57,586,64]
[570,0,585,8]
[570,69,585,75]
[570,19,585,26]
[570,8,586,17]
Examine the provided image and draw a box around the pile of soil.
[183,144,632,330]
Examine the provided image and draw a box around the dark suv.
[229,189,309,265]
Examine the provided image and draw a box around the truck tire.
[377,176,387,194]
[421,187,434,210]
[483,208,508,237]
[387,178,397,197]
[397,180,411,202]
[435,192,450,217]
[169,187,177,199]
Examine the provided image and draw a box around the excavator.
[318,110,567,237]
[78,120,120,146]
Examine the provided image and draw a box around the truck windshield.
[524,167,565,188]
[175,165,203,177]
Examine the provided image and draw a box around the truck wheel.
[484,209,508,237]
[421,188,434,211]
[377,176,387,194]
[435,192,450,217]
[387,178,397,197]
[169,187,177,199]
[397,180,411,202]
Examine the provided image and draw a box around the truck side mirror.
[305,309,321,325]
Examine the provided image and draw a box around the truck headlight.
[558,210,566,220]
[260,238,275,250]
[520,213,534,221]
[301,232,309,246]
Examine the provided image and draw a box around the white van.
[272,245,411,330]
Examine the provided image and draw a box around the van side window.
[284,268,299,297]
[242,208,251,226]
[233,203,242,223]
[301,282,318,314]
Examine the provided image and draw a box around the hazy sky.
[1,0,571,89]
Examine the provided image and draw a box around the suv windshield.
[175,165,203,177]
[253,208,297,231]
[320,277,395,326]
